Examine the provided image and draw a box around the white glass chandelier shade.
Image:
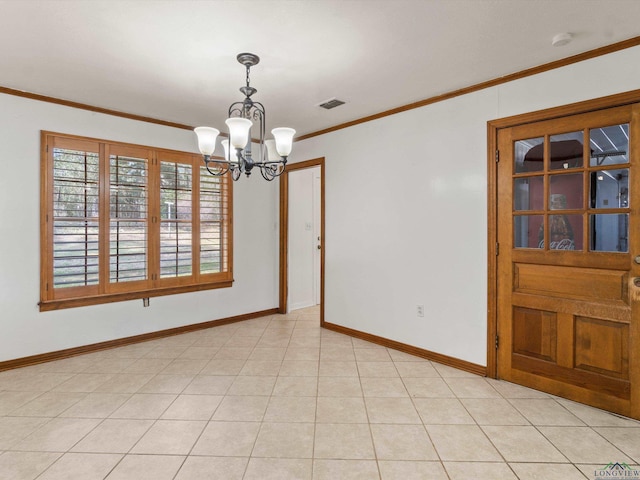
[221,139,233,161]
[225,118,253,149]
[194,127,220,156]
[271,127,296,157]
[265,139,279,161]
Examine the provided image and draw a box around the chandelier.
[194,53,295,181]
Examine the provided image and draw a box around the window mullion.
[173,162,179,278]
[192,156,201,281]
[223,173,232,275]
[149,152,160,285]
[99,143,109,293]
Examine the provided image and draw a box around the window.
[40,132,232,310]
[512,122,630,253]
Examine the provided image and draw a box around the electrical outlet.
[416,305,424,317]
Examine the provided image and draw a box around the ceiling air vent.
[318,98,345,110]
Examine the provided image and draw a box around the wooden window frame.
[40,131,233,311]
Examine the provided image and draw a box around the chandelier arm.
[203,155,242,177]
[258,162,288,181]
[229,102,244,118]
[253,160,287,166]
[205,163,230,177]
[259,164,278,181]
[205,155,236,167]
[268,167,286,179]
[260,172,275,182]
[231,165,242,181]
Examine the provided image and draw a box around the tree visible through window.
[52,147,100,288]
[110,154,148,283]
[160,161,193,278]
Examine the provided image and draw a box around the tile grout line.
[3,306,639,479]
[391,353,452,479]
[244,312,299,478]
[352,337,383,480]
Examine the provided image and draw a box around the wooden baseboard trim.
[0,308,279,372]
[322,321,487,377]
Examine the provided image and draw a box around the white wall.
[291,46,640,366]
[0,94,279,362]
[2,46,639,366]
[287,167,320,311]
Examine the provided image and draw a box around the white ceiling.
[1,0,640,138]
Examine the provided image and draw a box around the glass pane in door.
[549,214,582,251]
[514,177,543,211]
[549,132,584,170]
[514,215,543,249]
[590,214,629,252]
[549,173,583,210]
[590,169,629,208]
[590,124,629,167]
[515,137,544,173]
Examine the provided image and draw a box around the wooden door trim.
[630,104,640,419]
[487,123,499,377]
[490,89,640,130]
[279,158,325,325]
[487,88,640,379]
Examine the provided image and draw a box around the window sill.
[38,280,234,312]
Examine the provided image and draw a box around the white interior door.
[313,170,321,305]
[287,166,321,311]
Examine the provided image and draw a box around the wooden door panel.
[512,293,630,322]
[510,309,631,398]
[510,357,631,401]
[513,307,557,362]
[575,316,629,379]
[512,249,629,269]
[496,103,639,419]
[514,263,629,303]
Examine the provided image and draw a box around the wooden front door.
[496,103,640,419]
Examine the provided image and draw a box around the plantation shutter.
[51,140,100,292]
[159,158,193,279]
[109,147,150,286]
[200,167,226,274]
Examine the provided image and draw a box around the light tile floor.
[0,306,639,479]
